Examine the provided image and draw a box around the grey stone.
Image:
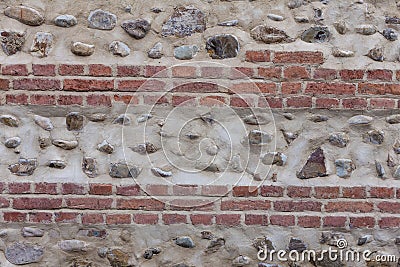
[297,147,328,179]
[261,152,287,166]
[335,159,355,178]
[218,19,238,26]
[174,45,199,60]
[113,114,131,125]
[386,114,400,124]
[332,48,354,57]
[52,139,78,150]
[294,16,309,23]
[98,247,109,258]
[248,130,272,145]
[288,0,304,9]
[88,9,117,30]
[356,24,376,35]
[205,238,225,254]
[151,7,163,13]
[375,161,386,178]
[364,130,384,144]
[320,232,345,246]
[231,154,243,172]
[283,113,295,120]
[148,42,163,59]
[47,160,67,169]
[5,242,44,265]
[348,115,373,125]
[232,255,251,266]
[5,137,21,148]
[34,115,53,131]
[143,247,161,259]
[125,5,132,13]
[22,227,44,237]
[98,140,114,154]
[38,137,51,149]
[151,167,172,177]
[309,114,328,122]
[267,14,284,21]
[200,112,215,124]
[301,26,330,43]
[0,31,25,56]
[71,42,95,56]
[58,240,87,252]
[88,113,107,122]
[288,238,307,252]
[31,32,53,57]
[137,114,152,123]
[393,165,400,179]
[393,140,400,154]
[109,163,141,178]
[175,236,195,248]
[201,231,215,240]
[4,6,44,26]
[109,41,130,57]
[0,114,19,127]
[243,114,270,125]
[162,6,206,37]
[54,14,77,27]
[122,19,151,39]
[131,142,159,154]
[334,20,348,34]
[386,16,400,24]
[314,8,324,21]
[206,34,240,59]
[358,235,373,245]
[251,25,294,44]
[382,28,398,41]
[66,112,85,131]
[8,158,37,176]
[395,237,400,245]
[206,144,219,155]
[281,129,298,145]
[367,47,384,62]
[82,157,97,178]
[329,132,349,148]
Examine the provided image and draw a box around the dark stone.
[205,238,225,253]
[82,157,97,178]
[113,114,131,125]
[5,137,21,148]
[301,26,330,43]
[367,47,384,62]
[5,242,44,265]
[175,236,195,248]
[131,142,159,154]
[328,132,349,148]
[364,130,384,145]
[88,9,117,30]
[162,6,206,37]
[281,130,298,145]
[66,112,85,131]
[297,147,328,179]
[98,140,114,154]
[0,115,19,127]
[109,163,141,178]
[382,28,398,41]
[386,16,400,24]
[47,160,67,169]
[288,237,307,252]
[206,34,239,59]
[201,231,215,240]
[375,161,386,179]
[0,31,25,56]
[54,15,77,27]
[4,6,44,26]
[250,25,294,44]
[121,19,151,39]
[218,19,238,26]
[8,158,38,176]
[39,137,51,149]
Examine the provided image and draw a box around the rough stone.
[358,235,373,245]
[332,48,355,57]
[297,147,327,179]
[52,139,78,150]
[206,144,219,155]
[71,259,93,267]
[253,237,275,250]
[243,114,270,125]
[59,240,87,252]
[301,26,330,43]
[38,137,51,149]
[5,242,44,265]
[54,14,77,27]
[5,137,21,148]
[218,19,238,26]
[143,247,161,259]
[367,47,384,62]
[131,142,159,154]
[205,238,225,254]
[0,31,25,56]
[267,14,284,21]
[232,255,251,266]
[82,157,97,178]
[281,130,298,145]
[0,115,19,127]
[386,114,400,124]
[288,237,307,252]
[201,231,215,240]
[386,16,400,24]
[175,236,195,248]
[356,25,377,35]
[335,159,355,178]
[122,19,151,39]
[137,114,152,123]
[71,42,95,56]
[382,28,398,41]
[162,6,206,37]
[4,6,45,26]
[348,115,373,125]
[31,32,53,57]
[250,25,294,44]
[329,132,349,148]
[151,7,162,13]
[294,16,309,23]
[174,45,199,60]
[393,165,400,179]
[288,0,304,9]
[113,114,131,125]
[231,154,243,172]
[309,114,328,122]
[151,167,172,177]
[320,232,345,246]
[334,20,348,34]
[364,130,384,145]
[109,41,130,57]
[375,161,386,179]
[22,227,44,237]
[8,158,38,176]
[47,160,67,169]
[107,249,131,267]
[88,9,117,30]
[34,115,53,131]
[66,112,85,131]
[206,34,239,59]
[283,113,295,120]
[393,140,400,154]
[261,152,287,166]
[148,42,163,59]
[98,140,114,154]
[109,163,141,178]
[88,113,107,122]
[248,130,273,145]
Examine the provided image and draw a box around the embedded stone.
[364,130,384,145]
[148,42,163,59]
[335,159,355,178]
[356,25,376,35]
[253,237,275,251]
[162,6,206,37]
[261,152,287,166]
[131,142,159,154]
[88,9,117,30]
[0,31,25,56]
[232,255,251,266]
[109,163,141,178]
[201,231,215,240]
[258,264,282,267]
[174,45,199,60]
[122,19,151,39]
[5,242,44,265]
[39,137,51,149]
[151,167,172,177]
[106,249,130,267]
[206,34,239,59]
[5,137,21,148]
[248,130,272,145]
[358,235,373,246]
[393,165,400,179]
[386,114,400,124]
[334,20,348,34]
[0,115,19,127]
[320,232,345,247]
[382,28,398,41]
[309,114,328,122]
[283,113,295,120]
[281,130,298,145]
[288,238,307,252]
[34,115,53,131]
[71,42,95,56]
[294,16,309,23]
[22,227,44,237]
[175,236,195,248]
[59,240,87,252]
[375,161,386,179]
[393,140,400,154]
[314,8,323,21]
[200,112,215,124]
[47,160,67,169]
[78,229,107,238]
[52,139,78,150]
[288,0,304,9]
[66,112,85,131]
[8,158,37,176]
[205,238,225,254]
[218,19,238,26]
[137,114,152,123]
[4,6,44,26]
[82,157,97,178]
[301,26,330,43]
[348,115,373,125]
[250,25,294,44]
[206,144,219,155]
[332,48,355,57]
[31,32,53,57]
[243,114,270,125]
[151,7,162,13]
[88,113,107,122]
[367,47,384,62]
[143,247,161,259]
[112,114,131,125]
[109,41,130,57]
[54,14,77,27]
[395,237,400,245]
[98,247,109,258]
[297,147,327,179]
[386,16,400,24]
[71,259,93,267]
[231,155,243,172]
[268,14,284,21]
[329,132,349,148]
[98,140,114,154]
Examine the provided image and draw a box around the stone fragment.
[375,161,386,179]
[283,113,295,120]
[356,25,376,35]
[88,9,116,30]
[205,238,225,254]
[22,227,44,237]
[34,115,53,131]
[294,16,309,23]
[320,232,345,246]
[386,16,400,24]
[386,114,400,124]
[82,157,97,178]
[288,238,307,252]
[393,140,400,154]
[0,31,25,55]
[122,19,151,39]
[301,26,330,43]
[4,6,44,26]
[174,45,198,60]
[54,15,77,27]
[59,240,87,252]
[393,165,400,179]
[143,247,161,259]
[9,158,37,176]
[281,130,298,145]
[5,137,21,148]
[151,7,162,13]
[175,236,195,248]
[231,155,243,172]
[243,114,270,125]
[109,163,141,178]
[395,237,400,245]
[218,19,238,26]
[382,28,398,41]
[297,147,327,179]
[367,47,384,62]
[206,144,219,155]
[329,132,349,148]
[52,139,78,150]
[314,8,323,21]
[197,163,220,172]
[148,42,163,59]
[0,115,19,127]
[388,153,396,168]
[309,114,328,122]
[38,137,51,149]
[71,259,93,267]
[66,112,85,131]
[71,42,94,56]
[250,25,294,44]
[5,242,44,265]
[232,255,251,266]
[348,115,373,125]
[109,41,130,57]
[98,140,114,154]
[201,231,215,240]
[137,114,152,123]
[131,142,159,154]
[261,152,287,166]
[335,159,355,178]
[248,130,272,145]
[31,32,53,57]
[364,130,384,145]
[267,14,284,21]
[288,0,304,9]
[332,48,355,57]
[88,113,107,122]
[358,235,373,245]
[47,160,67,169]
[206,34,239,59]
[162,6,206,37]
[113,114,131,125]
[334,20,348,34]
[151,167,172,177]
[200,112,215,124]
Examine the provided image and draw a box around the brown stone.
[297,147,328,179]
[4,6,44,26]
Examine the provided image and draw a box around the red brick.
[258,67,281,79]
[145,185,169,196]
[350,217,375,228]
[323,216,347,227]
[370,98,396,109]
[172,95,196,106]
[339,70,364,80]
[221,200,271,210]
[0,183,4,193]
[379,217,400,228]
[358,83,385,94]
[230,82,276,94]
[287,186,311,198]
[298,216,321,228]
[106,214,131,225]
[62,183,87,195]
[273,51,324,64]
[370,187,394,198]
[32,64,56,76]
[199,95,227,106]
[245,214,268,225]
[144,65,167,78]
[232,186,258,197]
[113,95,139,105]
[116,199,165,210]
[162,214,187,224]
[286,96,312,108]
[14,78,61,90]
[4,212,26,222]
[6,94,28,104]
[342,98,368,109]
[59,64,85,76]
[342,187,366,198]
[116,80,143,91]
[260,186,284,197]
[116,185,141,196]
[89,64,112,76]
[117,65,141,77]
[231,67,254,79]
[385,84,400,95]
[57,95,83,105]
[55,212,79,223]
[190,214,213,225]
[201,185,229,197]
[284,66,310,79]
[89,184,112,195]
[29,212,52,223]
[133,214,159,224]
[0,197,9,208]
[0,79,9,90]
[82,214,104,225]
[169,199,214,211]
[173,185,198,196]
[258,96,283,108]
[215,214,241,226]
[270,215,295,226]
[13,198,62,210]
[201,67,225,78]
[377,202,400,213]
[172,66,196,78]
[34,183,57,194]
[64,79,114,91]
[86,95,111,106]
[143,95,169,105]
[274,201,321,212]
[8,183,30,194]
[173,82,218,93]
[315,98,340,108]
[65,198,113,210]
[2,64,28,76]
[306,82,356,95]
[313,68,337,80]
[245,50,271,62]
[281,82,302,94]
[30,94,56,105]
[325,201,373,213]
[367,69,393,81]
[230,96,255,107]
[314,187,340,199]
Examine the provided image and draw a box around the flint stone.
[0,31,25,55]
[367,47,384,62]
[281,130,298,145]
[88,9,117,30]
[364,130,384,145]
[332,48,354,57]
[175,236,195,248]
[320,232,345,246]
[0,114,19,127]
[22,227,44,237]
[122,19,151,39]
[148,42,163,59]
[137,114,152,123]
[52,139,78,150]
[66,112,85,131]
[5,242,44,265]
[71,42,95,56]
[335,159,355,178]
[386,16,400,24]
[109,163,141,178]
[218,19,238,26]
[54,14,77,27]
[348,115,373,125]
[288,237,307,252]
[294,16,309,23]
[205,238,225,254]
[387,114,400,124]
[358,235,373,245]
[375,161,386,178]
[356,25,376,35]
[131,142,159,154]
[162,6,206,37]
[174,45,198,60]
[151,167,172,177]
[4,6,44,26]
[232,255,251,266]
[58,240,87,252]
[47,160,67,169]
[39,137,51,149]
[88,113,107,122]
[393,165,400,179]
[309,114,328,122]
[243,114,270,125]
[334,20,348,34]
[248,130,272,145]
[98,140,114,154]
[82,157,97,178]
[31,32,53,57]
[382,28,398,41]
[107,249,130,267]
[301,26,330,43]
[251,25,294,44]
[34,115,53,131]
[297,147,327,179]
[5,137,21,148]
[9,158,37,176]
[206,34,239,59]
[113,114,131,125]
[109,41,130,57]
[261,152,287,166]
[329,132,349,148]
[288,0,304,9]
[267,14,284,21]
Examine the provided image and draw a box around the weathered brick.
[133,214,159,224]
[370,98,396,109]
[64,79,114,91]
[230,82,276,94]
[325,201,373,213]
[116,199,165,210]
[273,51,324,64]
[116,185,141,196]
[172,66,196,78]
[14,78,61,90]
[314,187,340,199]
[173,82,218,93]
[215,214,241,226]
[65,198,113,210]
[145,185,169,196]
[29,212,53,223]
[201,67,225,79]
[379,217,400,228]
[86,95,111,106]
[377,202,400,213]
[82,214,104,225]
[350,217,375,228]
[13,198,62,210]
[245,214,268,225]
[315,98,340,108]
[342,187,366,198]
[281,82,302,94]
[59,64,85,76]
[313,69,337,80]
[2,64,28,76]
[221,200,271,210]
[258,96,283,108]
[4,212,26,222]
[298,216,321,228]
[342,98,368,109]
[367,69,393,81]
[274,201,321,212]
[190,214,213,225]
[258,67,281,79]
[358,83,385,94]
[339,70,364,80]
[62,183,87,195]
[305,82,356,95]
[199,95,227,106]
[201,185,229,197]
[0,79,10,90]
[32,64,56,76]
[106,214,131,225]
[162,214,187,224]
[169,199,214,211]
[117,65,141,77]
[323,216,347,227]
[34,183,57,195]
[232,186,258,197]
[231,67,254,79]
[6,94,28,104]
[284,66,310,79]
[270,215,295,226]
[8,182,31,194]
[245,50,271,62]
[286,96,312,108]
[89,64,112,76]
[30,94,56,105]
[89,184,113,195]
[57,95,83,105]
[286,186,311,198]
[144,65,168,78]
[55,212,79,223]
[172,185,198,196]
[260,185,284,197]
[172,95,196,106]
[370,187,394,198]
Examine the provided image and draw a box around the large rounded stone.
[109,41,130,57]
[175,236,195,248]
[52,139,78,150]
[121,19,151,39]
[5,137,21,148]
[5,242,44,265]
[206,34,239,59]
[54,14,77,27]
[4,6,44,26]
[0,31,25,56]
[88,9,117,30]
[335,159,355,178]
[0,114,19,127]
[71,42,95,56]
[66,112,85,131]
[301,26,330,43]
[250,25,294,44]
[148,42,163,59]
[174,45,198,60]
[34,115,53,131]
[162,6,206,37]
[367,47,384,62]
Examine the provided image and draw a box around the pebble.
[261,152,287,166]
[151,167,172,177]
[309,114,328,122]
[248,130,273,145]
[267,14,284,21]
[82,157,97,178]
[52,139,78,150]
[393,140,400,154]
[364,129,384,144]
[8,158,38,176]
[206,144,219,155]
[47,160,67,169]
[34,115,53,131]
[54,14,77,27]
[174,45,199,60]
[329,132,349,148]
[251,25,294,44]
[5,137,21,148]
[5,242,44,265]
[294,16,309,23]
[148,42,163,59]
[109,163,141,178]
[320,232,345,246]
[334,20,348,34]
[393,165,400,179]
[0,31,26,56]
[375,160,386,179]
[22,227,44,237]
[367,47,384,62]
[288,0,304,9]
[283,113,295,120]
[122,19,151,39]
[38,137,51,149]
[206,34,240,59]
[175,236,195,248]
[137,114,152,123]
[0,115,19,127]
[162,6,206,37]
[97,140,114,154]
[71,42,95,56]
[113,114,131,125]
[131,142,159,154]
[218,19,239,26]
[332,48,355,57]
[88,9,117,30]
[386,114,400,124]
[358,235,373,245]
[348,115,373,125]
[109,41,130,57]
[58,240,87,252]
[66,112,85,131]
[31,32,53,57]
[232,255,251,266]
[88,113,107,122]
[106,249,130,267]
[382,28,398,41]
[151,7,163,13]
[356,24,377,35]
[335,159,355,178]
[143,247,161,259]
[281,130,298,145]
[301,26,330,43]
[4,6,45,26]
[243,114,270,125]
[297,147,327,179]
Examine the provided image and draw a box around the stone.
[151,167,172,177]
[232,255,251,266]
[200,112,215,124]
[320,232,345,246]
[206,144,219,155]
[395,237,400,245]
[79,229,107,238]
[329,132,349,148]
[206,34,239,59]
[88,113,107,122]
[258,264,282,267]
[358,235,373,245]
[59,240,87,252]
[367,47,384,62]
[113,114,131,125]
[107,249,130,267]
[314,8,323,21]
[4,6,44,26]
[88,9,117,30]
[261,152,287,166]
[5,137,21,148]
[34,115,53,131]
[288,238,307,252]
[364,130,384,144]
[356,25,377,35]
[71,42,94,56]
[288,0,304,9]
[294,16,309,23]
[137,114,152,123]
[243,114,270,125]
[98,247,109,258]
[205,238,225,254]
[0,31,25,56]
[267,14,284,21]
[5,242,44,265]
[47,160,67,169]
[98,140,114,154]
[375,161,386,179]
[335,159,355,178]
[31,32,53,57]
[109,41,130,57]
[332,48,355,57]
[309,114,328,122]
[301,26,330,43]
[201,231,215,240]
[52,139,78,150]
[9,158,37,176]
[231,155,243,172]
[386,16,400,24]
[386,114,400,124]
[71,259,93,267]
[82,157,97,178]
[382,28,398,41]
[66,112,85,131]
[174,45,199,60]
[120,230,130,242]
[283,113,295,120]
[54,14,77,27]
[0,115,19,127]
[250,25,294,44]
[334,20,348,34]
[143,247,161,259]
[388,153,396,168]
[38,137,51,149]
[131,142,159,154]
[148,42,163,59]
[109,163,141,178]
[175,236,195,248]
[297,147,328,179]
[393,165,400,179]
[22,227,44,237]
[122,19,151,39]
[248,130,272,145]
[393,140,400,154]
[151,7,163,13]
[348,115,373,125]
[162,6,206,37]
[253,237,275,251]
[281,130,298,145]
[125,5,132,13]
[218,19,238,26]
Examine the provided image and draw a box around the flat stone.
[151,167,172,177]
[31,32,53,57]
[8,158,38,176]
[98,140,114,154]
[109,163,141,178]
[58,240,87,252]
[382,28,398,41]
[267,14,284,21]
[329,132,349,148]
[367,47,384,62]
[348,115,373,125]
[148,42,163,59]
[283,113,295,120]
[122,19,151,39]
[301,26,330,43]
[218,19,238,26]
[364,130,384,144]
[334,20,348,34]
[82,157,97,178]
[356,24,377,35]
[297,147,328,179]
[294,16,309,23]
[54,14,77,27]
[281,130,298,145]
[131,142,159,154]
[375,161,386,179]
[137,114,152,123]
[88,9,117,30]
[107,249,130,267]
[113,114,131,125]
[0,31,25,56]
[232,255,251,266]
[162,6,206,37]
[174,45,198,60]
[358,235,373,245]
[175,236,195,248]
[288,0,304,8]
[332,48,354,57]
[206,34,239,59]
[71,42,95,56]
[22,227,44,237]
[250,25,294,44]
[66,112,85,131]
[52,139,78,150]
[243,114,270,125]
[5,137,21,148]
[386,114,400,124]
[34,115,53,131]
[4,6,44,26]
[261,152,287,166]
[0,115,19,127]
[248,130,273,145]
[309,114,328,122]
[88,113,107,122]
[47,160,67,169]
[109,41,130,57]
[5,242,44,265]
[288,237,307,252]
[335,159,355,178]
